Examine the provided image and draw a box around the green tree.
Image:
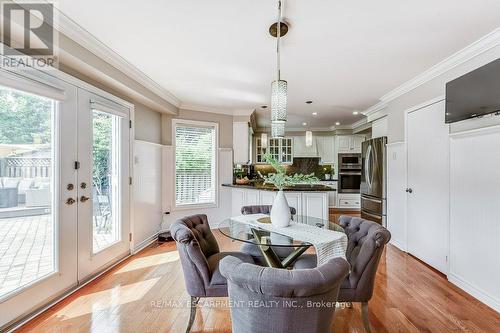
[0,89,52,145]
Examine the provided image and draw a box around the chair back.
[338,216,391,301]
[220,256,349,333]
[171,214,220,297]
[241,205,297,216]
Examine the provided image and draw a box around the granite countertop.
[222,183,336,192]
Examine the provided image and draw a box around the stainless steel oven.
[338,153,362,193]
[339,171,361,193]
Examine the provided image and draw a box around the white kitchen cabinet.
[293,135,318,158]
[259,190,276,205]
[256,136,293,164]
[336,135,365,154]
[233,122,252,164]
[246,190,260,206]
[229,187,329,220]
[317,136,335,164]
[337,193,361,209]
[284,192,302,216]
[302,192,329,221]
[322,181,338,208]
[231,188,246,216]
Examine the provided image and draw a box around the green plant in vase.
[258,153,318,227]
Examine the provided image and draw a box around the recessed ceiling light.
[305,100,313,104]
[335,122,340,126]
[352,111,359,115]
[312,112,318,116]
[302,122,307,126]
[261,105,268,109]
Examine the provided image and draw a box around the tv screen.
[445,58,500,124]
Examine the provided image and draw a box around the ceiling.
[55,0,500,129]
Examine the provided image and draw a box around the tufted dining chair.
[293,216,391,332]
[171,214,255,332]
[239,205,297,265]
[220,255,350,333]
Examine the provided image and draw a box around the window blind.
[175,123,216,206]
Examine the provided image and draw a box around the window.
[174,120,217,207]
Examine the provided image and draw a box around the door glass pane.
[0,87,55,298]
[92,111,120,253]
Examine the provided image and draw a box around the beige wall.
[162,109,233,148]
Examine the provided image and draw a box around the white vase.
[270,190,291,227]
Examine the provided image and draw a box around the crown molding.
[362,28,500,117]
[350,117,368,130]
[179,104,236,116]
[55,9,181,108]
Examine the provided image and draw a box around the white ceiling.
[55,0,500,128]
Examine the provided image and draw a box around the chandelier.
[271,0,287,138]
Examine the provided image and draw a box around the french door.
[76,89,130,280]
[0,75,131,329]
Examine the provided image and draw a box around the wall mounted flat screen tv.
[445,58,500,124]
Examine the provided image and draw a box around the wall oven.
[339,153,362,170]
[338,153,361,193]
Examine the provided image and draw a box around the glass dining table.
[218,215,345,268]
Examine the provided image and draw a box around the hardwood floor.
[17,233,500,332]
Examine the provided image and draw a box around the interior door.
[76,90,131,280]
[0,80,78,329]
[407,100,449,274]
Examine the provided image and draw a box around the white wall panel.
[449,127,500,312]
[133,140,163,252]
[386,142,407,251]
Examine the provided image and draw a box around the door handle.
[65,198,76,205]
[405,188,413,193]
[80,195,90,203]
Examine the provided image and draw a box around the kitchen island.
[222,183,335,221]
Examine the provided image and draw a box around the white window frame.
[172,119,219,210]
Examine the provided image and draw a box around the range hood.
[293,136,318,157]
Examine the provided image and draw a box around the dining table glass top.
[218,215,345,248]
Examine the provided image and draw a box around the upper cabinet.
[233,122,253,164]
[336,135,365,154]
[256,136,293,164]
[316,136,335,164]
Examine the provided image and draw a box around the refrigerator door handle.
[362,210,381,219]
[362,196,382,204]
[365,144,372,189]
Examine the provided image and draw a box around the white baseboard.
[133,233,159,254]
[389,239,407,252]
[448,273,500,313]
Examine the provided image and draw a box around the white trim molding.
[362,28,500,117]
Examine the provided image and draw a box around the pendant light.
[305,130,313,147]
[271,0,287,138]
[261,133,268,149]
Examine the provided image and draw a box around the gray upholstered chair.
[240,205,296,265]
[240,204,296,216]
[171,214,255,333]
[220,255,350,333]
[293,216,391,332]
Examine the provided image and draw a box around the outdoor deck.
[0,214,114,298]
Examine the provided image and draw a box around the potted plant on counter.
[259,154,318,227]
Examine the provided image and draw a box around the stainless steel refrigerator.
[360,137,387,226]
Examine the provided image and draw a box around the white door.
[76,90,131,280]
[407,100,449,274]
[0,80,78,328]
